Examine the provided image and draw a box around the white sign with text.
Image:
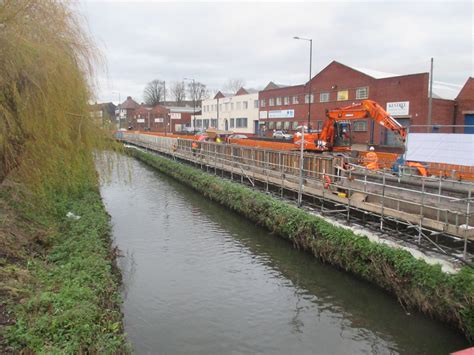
[170,113,181,120]
[268,109,295,119]
[386,101,409,116]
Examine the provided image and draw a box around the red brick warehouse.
[258,61,465,148]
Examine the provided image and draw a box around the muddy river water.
[100,155,467,354]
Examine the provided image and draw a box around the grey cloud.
[80,1,473,104]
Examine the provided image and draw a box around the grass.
[129,147,474,341]
[2,186,128,353]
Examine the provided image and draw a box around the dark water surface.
[99,155,467,354]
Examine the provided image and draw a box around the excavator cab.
[332,122,352,150]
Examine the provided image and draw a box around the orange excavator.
[294,99,407,152]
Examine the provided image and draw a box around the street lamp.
[112,91,121,129]
[184,77,196,132]
[293,36,313,130]
[296,125,307,207]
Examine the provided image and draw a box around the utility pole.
[427,57,434,132]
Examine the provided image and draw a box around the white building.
[196,88,260,134]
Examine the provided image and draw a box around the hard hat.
[369,146,375,151]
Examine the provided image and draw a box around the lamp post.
[296,125,307,207]
[112,91,121,129]
[293,36,312,130]
[184,77,196,132]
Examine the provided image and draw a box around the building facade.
[198,88,260,134]
[455,77,474,134]
[117,96,140,129]
[259,61,464,148]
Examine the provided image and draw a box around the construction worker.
[191,141,199,156]
[365,146,379,170]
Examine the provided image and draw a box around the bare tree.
[187,81,209,104]
[144,79,165,106]
[223,78,246,94]
[170,81,186,103]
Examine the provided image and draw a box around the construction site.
[116,120,474,270]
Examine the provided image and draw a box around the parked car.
[272,130,293,140]
[228,134,248,139]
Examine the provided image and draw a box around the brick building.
[129,104,194,133]
[259,61,465,148]
[130,105,169,132]
[118,96,139,128]
[455,77,474,133]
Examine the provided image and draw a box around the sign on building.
[386,101,409,116]
[259,111,268,119]
[154,118,164,123]
[137,118,145,123]
[268,109,295,119]
[170,113,181,120]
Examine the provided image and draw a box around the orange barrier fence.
[358,151,399,169]
[427,162,474,181]
[228,138,297,151]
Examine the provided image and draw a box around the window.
[224,103,229,111]
[317,120,324,131]
[292,96,299,104]
[254,100,259,108]
[219,104,223,111]
[260,99,266,107]
[337,90,349,101]
[231,103,234,110]
[276,97,282,105]
[243,101,248,109]
[292,121,299,130]
[356,87,369,99]
[283,97,289,105]
[211,119,218,128]
[196,119,202,128]
[276,121,282,129]
[203,119,210,129]
[230,118,235,128]
[236,117,248,128]
[283,121,290,130]
[353,120,368,132]
[268,121,275,129]
[304,94,314,103]
[269,98,275,106]
[236,102,241,110]
[320,92,330,102]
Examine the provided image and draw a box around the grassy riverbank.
[0,184,128,353]
[129,147,474,340]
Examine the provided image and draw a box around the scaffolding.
[119,132,474,264]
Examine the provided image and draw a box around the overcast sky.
[79,1,473,104]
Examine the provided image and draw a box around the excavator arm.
[319,100,407,149]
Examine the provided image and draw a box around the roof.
[263,81,291,91]
[350,64,462,100]
[167,106,199,113]
[456,77,474,100]
[121,96,139,110]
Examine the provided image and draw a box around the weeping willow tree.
[0,0,107,199]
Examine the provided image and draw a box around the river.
[100,154,467,354]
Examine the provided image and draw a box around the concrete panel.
[406,133,474,166]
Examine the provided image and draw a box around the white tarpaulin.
[406,133,474,166]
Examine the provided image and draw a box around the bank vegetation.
[0,0,126,352]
